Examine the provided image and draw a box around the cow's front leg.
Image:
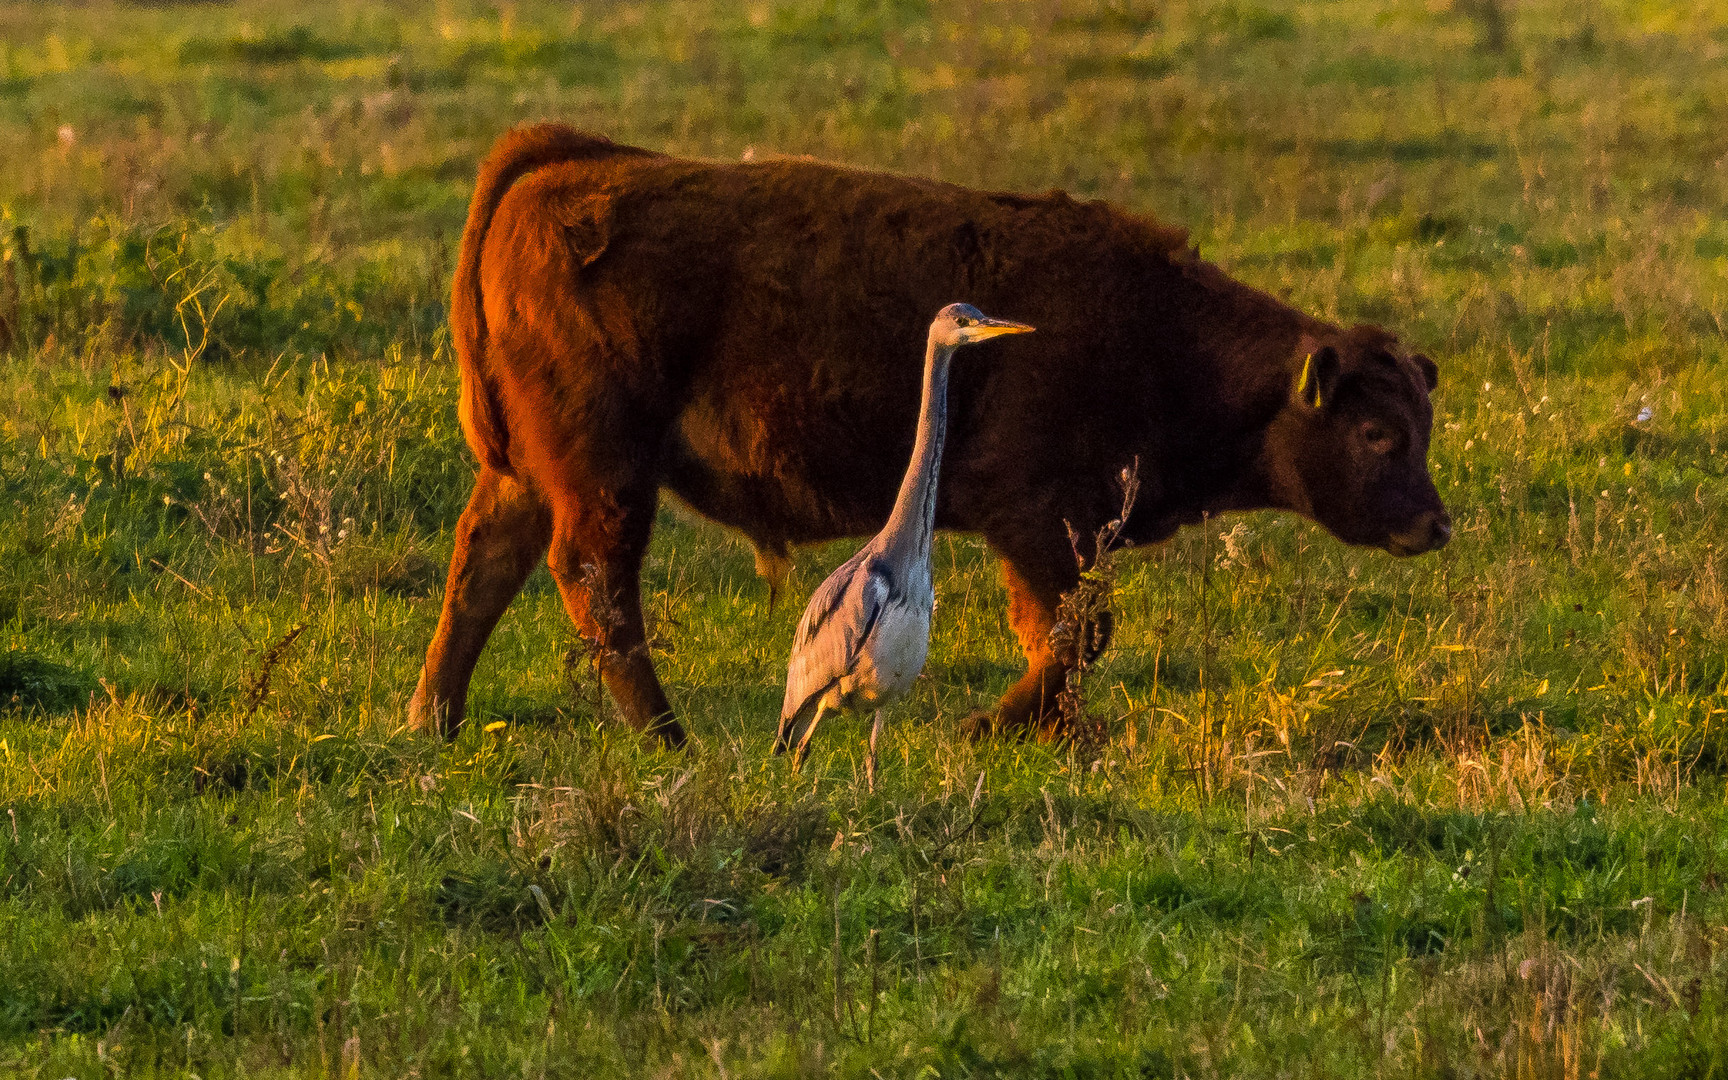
[973,542,1086,739]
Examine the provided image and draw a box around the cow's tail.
[452,124,648,474]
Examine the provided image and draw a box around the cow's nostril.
[1429,515,1452,548]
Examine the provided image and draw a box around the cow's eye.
[1361,422,1395,454]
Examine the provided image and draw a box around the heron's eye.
[956,316,973,327]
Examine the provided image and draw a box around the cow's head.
[1262,325,1451,556]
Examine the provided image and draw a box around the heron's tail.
[774,702,824,767]
[452,124,653,473]
[772,710,801,756]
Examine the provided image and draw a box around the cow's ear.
[1295,346,1340,410]
[1412,352,1438,392]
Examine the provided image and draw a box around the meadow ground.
[4,1,1728,1075]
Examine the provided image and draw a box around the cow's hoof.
[406,688,456,739]
[963,710,1061,742]
[649,719,689,751]
[961,710,998,742]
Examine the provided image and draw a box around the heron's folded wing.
[781,553,889,720]
[789,548,868,648]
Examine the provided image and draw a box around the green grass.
[4,0,1728,1075]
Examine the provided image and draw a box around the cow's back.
[480,145,1191,546]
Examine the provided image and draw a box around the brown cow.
[408,124,1451,745]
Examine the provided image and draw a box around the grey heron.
[775,302,1035,788]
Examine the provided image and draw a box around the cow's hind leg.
[410,467,552,738]
[545,479,687,748]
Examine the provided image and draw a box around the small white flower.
[1635,406,1653,423]
[1483,381,1492,391]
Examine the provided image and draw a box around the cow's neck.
[1131,255,1318,534]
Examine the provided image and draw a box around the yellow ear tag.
[1297,352,1321,409]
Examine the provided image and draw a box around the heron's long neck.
[879,337,954,565]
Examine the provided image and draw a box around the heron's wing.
[780,550,889,726]
[790,548,880,653]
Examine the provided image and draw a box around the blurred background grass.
[4,1,1728,1076]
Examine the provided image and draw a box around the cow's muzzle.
[1386,510,1452,556]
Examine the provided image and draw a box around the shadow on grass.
[0,650,94,716]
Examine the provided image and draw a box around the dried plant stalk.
[1049,458,1140,745]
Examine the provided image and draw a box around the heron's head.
[931,303,1035,350]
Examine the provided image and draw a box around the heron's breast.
[858,602,932,703]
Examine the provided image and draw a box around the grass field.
[5,0,1728,1075]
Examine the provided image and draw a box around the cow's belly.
[662,397,906,545]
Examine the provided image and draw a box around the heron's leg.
[545,479,686,748]
[866,709,884,792]
[410,468,551,738]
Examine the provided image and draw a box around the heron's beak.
[968,317,1035,340]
